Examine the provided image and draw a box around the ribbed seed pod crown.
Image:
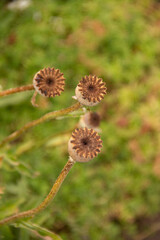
[68,127,103,162]
[75,75,107,106]
[33,67,65,97]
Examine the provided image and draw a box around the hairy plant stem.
[0,85,34,97]
[0,102,81,147]
[0,157,75,226]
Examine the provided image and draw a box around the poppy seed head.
[68,127,103,162]
[75,75,107,106]
[84,112,101,128]
[33,67,65,97]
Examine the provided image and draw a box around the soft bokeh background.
[0,0,160,239]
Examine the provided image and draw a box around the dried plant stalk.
[0,157,75,226]
[0,85,34,97]
[0,102,81,147]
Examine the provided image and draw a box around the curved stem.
[0,102,81,147]
[0,157,75,226]
[31,91,38,107]
[0,85,34,97]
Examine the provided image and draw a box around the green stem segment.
[0,85,34,97]
[0,157,75,226]
[0,102,81,147]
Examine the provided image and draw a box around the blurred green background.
[0,0,160,239]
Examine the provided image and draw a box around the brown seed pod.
[75,75,107,106]
[33,67,65,97]
[82,112,101,129]
[68,127,103,162]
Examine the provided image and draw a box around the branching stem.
[0,102,81,147]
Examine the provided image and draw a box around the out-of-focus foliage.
[0,0,160,239]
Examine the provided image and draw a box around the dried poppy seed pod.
[33,67,65,98]
[75,75,107,106]
[79,112,101,130]
[68,127,102,162]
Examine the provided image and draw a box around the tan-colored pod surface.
[82,112,101,128]
[68,127,102,162]
[33,67,65,97]
[75,75,107,106]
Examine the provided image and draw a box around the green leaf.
[14,221,63,240]
[2,153,38,178]
[0,225,14,240]
[0,92,31,108]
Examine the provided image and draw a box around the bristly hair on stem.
[0,102,82,148]
[0,157,75,226]
[0,84,34,97]
[0,126,103,226]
